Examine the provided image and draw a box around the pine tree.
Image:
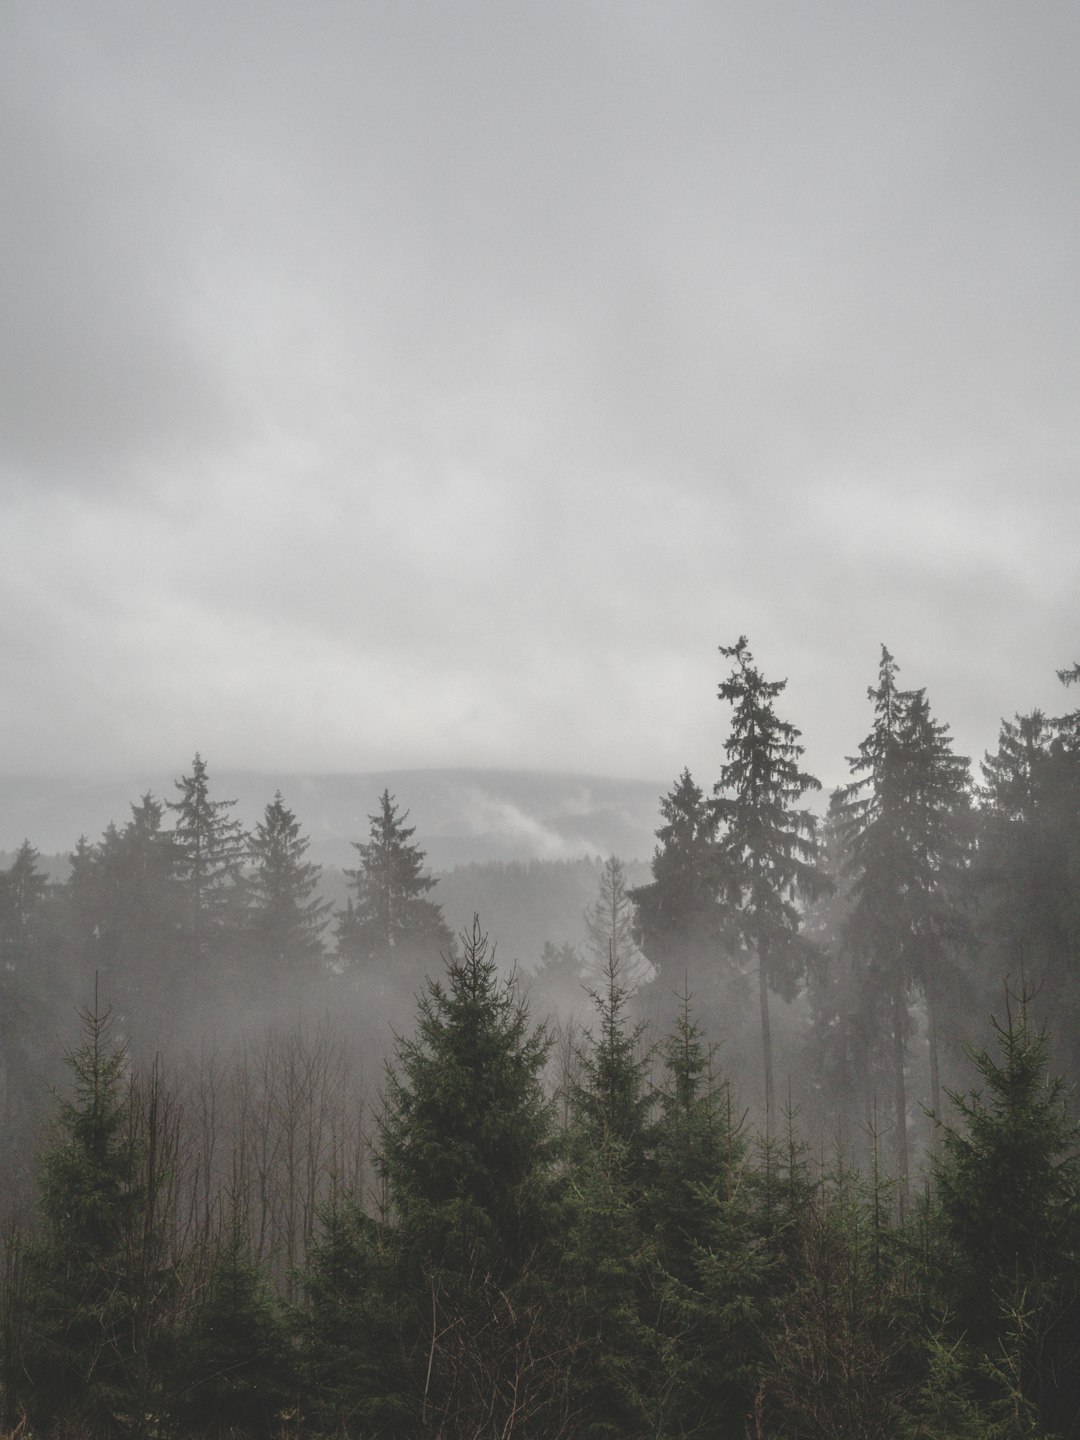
[647,993,765,1437]
[976,678,1080,1090]
[248,791,329,995]
[362,918,563,1436]
[167,754,248,1001]
[931,980,1080,1435]
[564,950,658,1437]
[173,1200,296,1438]
[336,790,452,988]
[714,636,827,1116]
[65,796,182,1042]
[16,991,178,1437]
[841,648,972,1193]
[0,840,63,1207]
[584,856,650,992]
[629,769,725,1026]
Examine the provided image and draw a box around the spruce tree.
[629,769,725,1026]
[976,678,1080,1091]
[173,1201,296,1438]
[167,754,248,1005]
[336,790,452,988]
[647,994,764,1437]
[248,790,329,995]
[356,918,562,1436]
[931,981,1080,1435]
[584,855,650,992]
[17,992,176,1437]
[841,647,972,1192]
[714,636,827,1116]
[564,950,658,1437]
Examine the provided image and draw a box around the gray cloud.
[1,1,1077,789]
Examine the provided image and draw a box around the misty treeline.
[1,639,1079,1436]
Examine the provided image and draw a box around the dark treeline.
[0,639,1079,1437]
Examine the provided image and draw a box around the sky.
[2,1,1078,798]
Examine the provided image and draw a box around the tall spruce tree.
[931,981,1080,1435]
[368,917,562,1436]
[336,790,452,988]
[714,636,826,1116]
[16,992,179,1437]
[839,647,920,1194]
[630,769,725,1026]
[976,673,1080,1090]
[841,648,971,1193]
[167,754,248,1004]
[565,949,658,1437]
[248,791,329,995]
[647,994,764,1437]
[584,855,650,992]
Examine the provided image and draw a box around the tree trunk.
[891,983,909,1206]
[925,968,942,1150]
[758,936,774,1118]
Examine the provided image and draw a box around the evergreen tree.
[167,755,248,1002]
[16,992,178,1437]
[931,981,1080,1436]
[247,791,329,995]
[630,769,725,1026]
[714,636,827,1116]
[647,994,765,1437]
[65,796,182,1042]
[584,855,650,992]
[318,918,564,1436]
[564,950,658,1437]
[173,1202,296,1438]
[976,681,1080,1090]
[840,648,973,1192]
[0,840,64,1206]
[336,790,452,988]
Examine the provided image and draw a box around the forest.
[1,638,1079,1438]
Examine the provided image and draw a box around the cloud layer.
[2,1,1077,791]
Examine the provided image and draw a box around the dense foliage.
[0,645,1078,1436]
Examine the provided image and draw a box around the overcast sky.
[2,1,1077,797]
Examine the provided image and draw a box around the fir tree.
[248,791,329,994]
[17,991,176,1437]
[173,1200,296,1439]
[932,980,1080,1435]
[629,769,725,1026]
[365,918,563,1435]
[584,855,650,992]
[840,647,972,1192]
[167,754,248,1001]
[336,790,452,987]
[564,950,658,1436]
[647,993,765,1437]
[714,636,827,1116]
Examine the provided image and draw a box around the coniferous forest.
[2,641,1080,1437]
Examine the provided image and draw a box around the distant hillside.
[0,767,667,869]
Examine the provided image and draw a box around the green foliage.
[839,646,972,1190]
[247,791,329,991]
[337,790,453,984]
[320,917,567,1437]
[562,952,658,1437]
[173,1206,296,1439]
[715,635,827,1112]
[932,982,1080,1435]
[647,995,766,1437]
[630,768,725,1022]
[16,993,173,1437]
[583,855,650,991]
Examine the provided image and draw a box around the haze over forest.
[3,3,1079,1435]
[2,1,1077,796]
